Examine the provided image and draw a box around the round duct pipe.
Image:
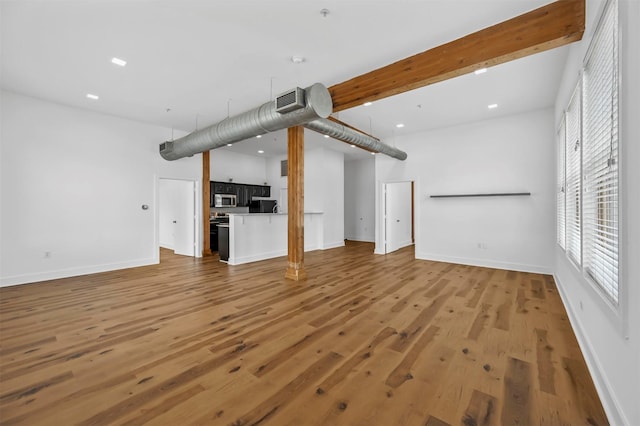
[305,118,407,161]
[160,83,332,161]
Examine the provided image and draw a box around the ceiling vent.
[275,87,305,114]
[159,141,173,153]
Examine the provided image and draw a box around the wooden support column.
[285,126,307,281]
[202,151,212,256]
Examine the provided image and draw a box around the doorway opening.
[382,181,414,254]
[159,178,197,258]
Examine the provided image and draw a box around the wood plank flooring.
[0,242,608,425]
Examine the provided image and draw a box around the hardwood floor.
[0,242,607,425]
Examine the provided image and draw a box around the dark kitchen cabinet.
[249,185,261,198]
[209,223,219,251]
[223,183,235,194]
[235,185,250,207]
[212,181,225,194]
[218,225,229,261]
[210,181,270,206]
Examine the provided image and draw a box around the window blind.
[557,118,566,249]
[582,0,619,304]
[565,86,582,266]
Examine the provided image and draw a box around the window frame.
[555,0,625,324]
[581,0,621,308]
[556,117,566,250]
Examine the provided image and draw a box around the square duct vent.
[159,141,173,153]
[275,87,305,114]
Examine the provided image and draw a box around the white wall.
[210,150,267,185]
[552,1,640,424]
[311,148,344,249]
[0,91,201,286]
[376,108,555,273]
[345,158,375,242]
[265,142,345,250]
[265,154,287,205]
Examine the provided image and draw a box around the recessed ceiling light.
[371,152,376,155]
[256,135,262,138]
[488,103,498,109]
[363,102,373,107]
[111,57,127,67]
[396,123,405,128]
[291,56,306,64]
[474,68,487,75]
[227,143,232,147]
[86,93,99,100]
[258,150,264,154]
[324,135,330,138]
[350,145,356,148]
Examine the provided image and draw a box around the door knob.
[173,220,177,223]
[396,220,400,222]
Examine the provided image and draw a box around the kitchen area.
[209,178,325,265]
[196,146,349,266]
[210,180,277,261]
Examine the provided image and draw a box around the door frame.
[156,176,201,261]
[376,179,417,255]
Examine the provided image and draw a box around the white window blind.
[565,86,582,266]
[582,0,619,304]
[557,118,566,249]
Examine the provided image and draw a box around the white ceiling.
[1,0,572,161]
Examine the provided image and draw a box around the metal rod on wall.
[430,192,531,198]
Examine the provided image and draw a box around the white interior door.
[384,182,412,254]
[159,179,196,257]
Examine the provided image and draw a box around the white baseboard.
[346,238,375,243]
[228,249,287,265]
[552,273,628,426]
[0,257,159,288]
[345,235,375,243]
[228,244,325,265]
[322,241,346,250]
[415,251,552,274]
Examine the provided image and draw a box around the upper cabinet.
[211,181,271,207]
[212,182,225,194]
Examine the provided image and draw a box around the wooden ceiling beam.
[329,0,585,112]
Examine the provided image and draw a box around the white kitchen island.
[226,212,324,265]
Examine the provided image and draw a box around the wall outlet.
[44,251,52,258]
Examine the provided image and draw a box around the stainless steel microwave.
[214,194,236,208]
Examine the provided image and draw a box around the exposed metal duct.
[305,118,408,161]
[160,83,332,161]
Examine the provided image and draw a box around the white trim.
[346,237,375,243]
[228,250,287,265]
[322,241,346,250]
[553,272,628,426]
[415,251,551,275]
[228,244,332,266]
[0,257,158,288]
